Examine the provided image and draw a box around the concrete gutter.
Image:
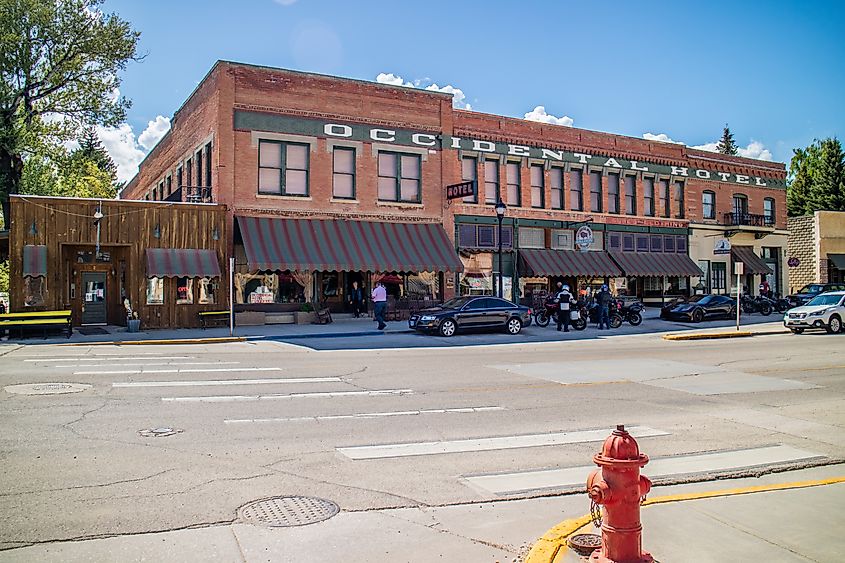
[61,337,247,346]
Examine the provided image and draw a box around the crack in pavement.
[0,468,177,498]
[82,471,279,503]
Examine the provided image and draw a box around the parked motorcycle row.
[533,297,643,331]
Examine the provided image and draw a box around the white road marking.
[25,356,195,362]
[464,445,825,496]
[336,426,669,460]
[57,362,240,368]
[162,389,413,403]
[75,367,283,375]
[114,377,340,388]
[225,406,504,423]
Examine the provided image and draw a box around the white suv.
[784,291,845,334]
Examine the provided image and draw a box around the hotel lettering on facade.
[121,61,788,312]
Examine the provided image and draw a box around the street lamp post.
[495,200,507,299]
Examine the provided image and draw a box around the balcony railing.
[164,185,213,203]
[723,212,774,228]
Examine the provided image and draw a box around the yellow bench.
[0,310,72,339]
[198,310,230,329]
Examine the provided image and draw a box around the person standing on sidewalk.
[371,281,387,330]
[597,284,612,330]
[349,281,364,318]
[555,284,574,332]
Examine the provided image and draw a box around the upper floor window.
[166,175,172,197]
[484,160,499,205]
[733,194,748,216]
[674,181,685,218]
[623,175,636,215]
[186,157,193,187]
[702,191,716,219]
[378,152,420,203]
[607,173,620,214]
[506,162,521,206]
[570,169,583,211]
[658,179,670,218]
[763,198,775,225]
[461,156,477,203]
[530,164,544,208]
[157,181,164,201]
[258,140,309,196]
[204,142,212,187]
[550,167,563,210]
[519,227,545,249]
[589,171,602,213]
[643,177,655,216]
[195,149,203,187]
[332,147,355,199]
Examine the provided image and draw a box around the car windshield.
[441,297,472,309]
[688,295,713,305]
[799,284,824,294]
[806,294,843,307]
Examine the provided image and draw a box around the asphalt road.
[1,328,843,555]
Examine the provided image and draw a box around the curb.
[662,328,789,340]
[263,328,415,340]
[524,475,845,563]
[61,337,247,346]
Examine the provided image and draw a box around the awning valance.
[236,216,463,273]
[828,254,845,270]
[23,245,47,276]
[519,249,622,277]
[731,246,772,275]
[609,252,703,277]
[146,249,222,278]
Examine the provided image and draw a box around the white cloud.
[523,106,574,127]
[137,115,171,151]
[643,132,682,144]
[376,72,413,88]
[375,72,472,109]
[97,115,171,183]
[273,0,298,5]
[691,139,773,161]
[425,83,471,110]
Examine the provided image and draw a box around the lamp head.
[494,200,507,217]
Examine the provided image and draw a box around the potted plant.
[295,302,316,324]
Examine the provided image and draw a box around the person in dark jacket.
[555,284,574,332]
[348,281,364,318]
[596,284,612,329]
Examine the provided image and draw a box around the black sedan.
[663,294,736,323]
[787,283,845,308]
[409,296,532,337]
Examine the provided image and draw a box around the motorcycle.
[741,294,772,316]
[765,294,791,313]
[615,298,643,326]
[533,299,558,327]
[578,300,623,329]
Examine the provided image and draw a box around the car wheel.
[790,328,804,334]
[438,319,456,337]
[628,312,642,326]
[827,315,842,334]
[535,311,550,327]
[506,317,522,335]
[692,309,704,323]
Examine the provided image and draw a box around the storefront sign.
[575,225,594,252]
[787,257,800,267]
[714,238,732,255]
[446,181,475,200]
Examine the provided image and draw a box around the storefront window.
[321,272,339,298]
[146,277,164,305]
[712,262,727,294]
[406,273,439,299]
[24,276,46,307]
[176,277,193,304]
[460,273,492,296]
[198,277,217,304]
[235,272,306,304]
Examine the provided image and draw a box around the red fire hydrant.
[586,425,653,563]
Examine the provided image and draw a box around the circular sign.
[575,225,594,252]
[787,257,800,267]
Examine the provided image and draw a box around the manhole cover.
[4,382,92,395]
[568,533,602,556]
[138,427,183,438]
[238,496,339,527]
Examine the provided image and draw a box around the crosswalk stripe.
[162,388,413,403]
[336,426,669,460]
[25,356,194,362]
[225,406,504,423]
[58,362,239,368]
[464,445,826,496]
[75,367,282,375]
[114,377,340,388]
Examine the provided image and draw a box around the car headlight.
[809,308,833,317]
[420,315,436,321]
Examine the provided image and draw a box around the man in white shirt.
[371,281,388,330]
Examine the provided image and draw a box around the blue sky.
[101,0,845,181]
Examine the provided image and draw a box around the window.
[461,156,477,203]
[204,142,212,187]
[377,152,420,203]
[166,176,172,197]
[550,167,563,209]
[530,164,544,208]
[712,262,727,294]
[664,235,676,253]
[506,162,520,206]
[196,150,203,187]
[764,198,775,225]
[259,140,309,196]
[674,181,685,218]
[146,277,163,305]
[589,171,602,212]
[650,234,663,252]
[551,229,573,250]
[623,176,636,215]
[484,160,499,204]
[698,260,711,292]
[636,235,649,252]
[24,276,46,307]
[733,194,748,216]
[643,177,655,216]
[570,169,583,211]
[176,166,183,190]
[332,147,355,199]
[186,158,192,187]
[458,224,513,249]
[607,173,620,214]
[519,227,545,249]
[198,278,217,304]
[658,179,670,217]
[176,277,194,304]
[157,181,164,201]
[702,191,716,219]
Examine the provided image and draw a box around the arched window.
[702,191,715,219]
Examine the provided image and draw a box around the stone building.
[787,211,845,291]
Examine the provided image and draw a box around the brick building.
[121,61,788,313]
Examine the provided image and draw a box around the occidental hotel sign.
[235,111,786,189]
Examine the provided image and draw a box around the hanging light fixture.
[28,220,37,236]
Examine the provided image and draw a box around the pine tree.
[787,145,814,216]
[716,123,738,155]
[810,138,845,212]
[74,127,117,185]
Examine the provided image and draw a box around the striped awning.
[236,216,463,273]
[731,246,772,275]
[23,245,47,276]
[146,249,222,278]
[609,252,703,277]
[519,249,622,277]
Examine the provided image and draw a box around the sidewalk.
[1,464,842,562]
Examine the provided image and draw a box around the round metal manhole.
[238,496,340,527]
[138,427,183,438]
[568,533,602,556]
[4,382,92,395]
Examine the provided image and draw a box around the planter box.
[235,311,266,326]
[294,311,316,324]
[127,319,141,333]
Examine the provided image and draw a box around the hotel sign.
[445,181,475,200]
[235,111,786,189]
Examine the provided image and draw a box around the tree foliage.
[716,123,738,155]
[0,0,140,226]
[787,138,845,216]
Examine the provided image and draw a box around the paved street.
[1,328,844,561]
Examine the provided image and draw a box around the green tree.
[0,260,8,295]
[716,123,738,155]
[787,138,845,216]
[76,126,117,183]
[0,0,140,226]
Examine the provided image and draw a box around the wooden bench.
[312,302,333,325]
[0,310,72,339]
[198,310,230,329]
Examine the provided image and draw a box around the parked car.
[787,283,845,308]
[663,294,736,323]
[783,291,845,334]
[409,296,531,337]
[659,296,688,320]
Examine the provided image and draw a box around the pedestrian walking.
[597,284,612,330]
[555,284,574,332]
[371,281,388,330]
[349,281,364,318]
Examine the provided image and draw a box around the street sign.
[787,257,800,267]
[734,262,744,275]
[714,238,731,255]
[445,181,475,200]
[575,225,594,253]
